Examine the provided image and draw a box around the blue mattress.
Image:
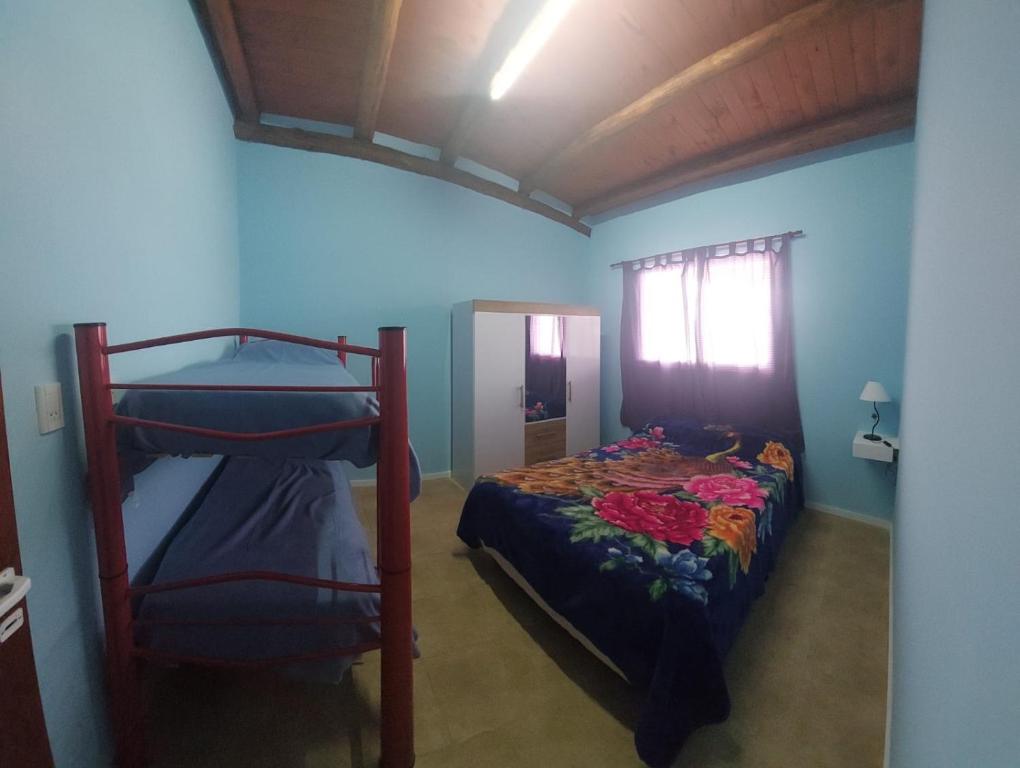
[123,455,225,587]
[137,456,380,680]
[115,340,421,498]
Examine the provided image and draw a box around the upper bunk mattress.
[137,456,380,679]
[115,340,421,495]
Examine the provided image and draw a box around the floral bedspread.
[456,420,802,767]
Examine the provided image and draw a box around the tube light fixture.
[489,0,577,101]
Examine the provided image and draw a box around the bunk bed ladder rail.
[378,327,413,768]
[74,323,145,768]
[73,324,415,768]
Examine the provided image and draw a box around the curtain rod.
[609,229,804,270]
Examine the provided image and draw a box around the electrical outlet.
[34,383,64,434]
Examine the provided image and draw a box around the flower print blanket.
[456,420,803,767]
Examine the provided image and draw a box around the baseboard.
[804,501,892,530]
[349,470,452,488]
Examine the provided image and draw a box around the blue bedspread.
[138,456,380,681]
[123,455,225,587]
[116,340,420,498]
[457,420,802,767]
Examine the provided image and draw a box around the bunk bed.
[74,324,417,768]
[457,419,803,768]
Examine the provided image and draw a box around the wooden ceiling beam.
[234,121,590,236]
[355,0,404,141]
[574,96,915,218]
[204,0,259,123]
[440,97,486,166]
[521,0,898,194]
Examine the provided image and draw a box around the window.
[529,314,563,358]
[619,233,801,444]
[639,249,773,370]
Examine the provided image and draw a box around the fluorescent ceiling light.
[489,0,577,101]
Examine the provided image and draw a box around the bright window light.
[529,315,563,357]
[639,252,773,370]
[639,267,697,365]
[490,0,577,101]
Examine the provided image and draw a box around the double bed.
[457,419,802,767]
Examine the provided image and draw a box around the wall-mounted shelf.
[853,431,899,463]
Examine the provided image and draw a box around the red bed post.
[74,323,145,768]
[338,335,348,366]
[377,327,414,768]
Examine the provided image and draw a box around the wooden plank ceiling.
[202,0,922,234]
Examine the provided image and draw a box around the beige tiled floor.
[149,479,890,767]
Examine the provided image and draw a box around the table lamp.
[859,381,891,442]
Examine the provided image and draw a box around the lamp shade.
[859,381,891,403]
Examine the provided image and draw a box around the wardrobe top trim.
[468,300,600,317]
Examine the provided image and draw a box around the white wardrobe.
[452,300,601,488]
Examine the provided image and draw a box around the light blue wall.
[0,5,925,763]
[0,2,240,764]
[890,1,1020,766]
[237,142,590,476]
[238,134,915,520]
[586,135,916,520]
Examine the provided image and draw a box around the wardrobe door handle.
[567,381,572,402]
[518,385,524,408]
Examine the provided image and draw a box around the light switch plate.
[35,383,64,434]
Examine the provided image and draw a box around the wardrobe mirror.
[524,315,566,424]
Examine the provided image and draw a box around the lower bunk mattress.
[136,456,380,681]
[457,420,803,767]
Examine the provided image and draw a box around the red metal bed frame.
[73,324,413,768]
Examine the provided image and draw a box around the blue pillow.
[638,417,800,461]
[636,418,733,455]
[234,338,341,366]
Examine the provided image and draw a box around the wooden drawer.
[525,418,566,466]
